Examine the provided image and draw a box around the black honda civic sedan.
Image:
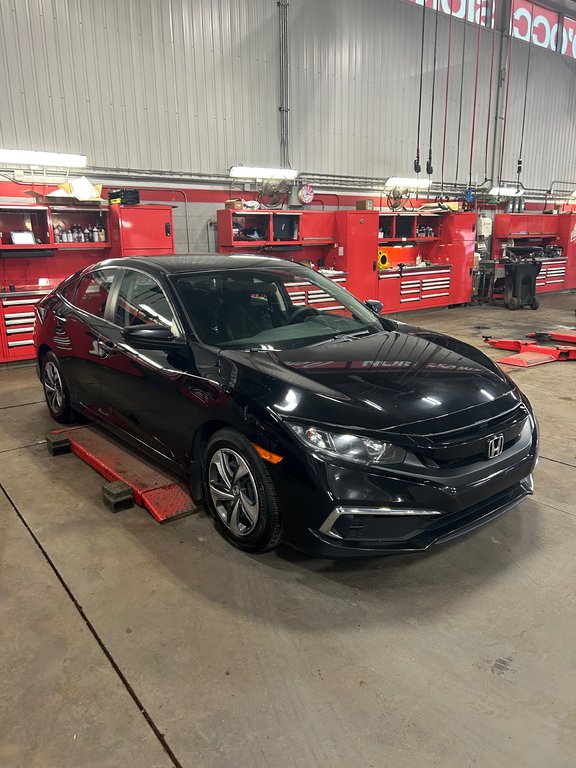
[35,255,537,557]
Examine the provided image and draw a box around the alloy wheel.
[208,448,260,536]
[43,361,64,414]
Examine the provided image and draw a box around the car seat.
[219,286,275,341]
[178,284,223,343]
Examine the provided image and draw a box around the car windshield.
[172,266,383,350]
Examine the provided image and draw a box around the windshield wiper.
[309,329,376,347]
[248,344,280,353]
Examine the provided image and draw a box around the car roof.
[98,253,306,277]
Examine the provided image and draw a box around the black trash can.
[504,259,541,310]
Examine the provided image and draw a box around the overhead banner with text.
[409,0,496,28]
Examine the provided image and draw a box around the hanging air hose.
[440,6,454,191]
[484,13,497,183]
[517,2,535,186]
[426,1,440,177]
[454,19,467,182]
[498,24,515,186]
[414,1,426,174]
[468,10,484,187]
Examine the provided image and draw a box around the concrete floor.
[1,293,575,768]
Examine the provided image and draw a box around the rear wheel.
[530,298,540,310]
[41,352,75,423]
[508,297,520,310]
[203,429,282,553]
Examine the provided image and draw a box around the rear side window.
[60,278,79,303]
[74,270,115,318]
[114,270,174,328]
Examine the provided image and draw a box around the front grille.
[416,404,529,469]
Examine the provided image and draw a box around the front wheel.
[41,351,75,423]
[203,429,282,553]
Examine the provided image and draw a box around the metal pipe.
[3,165,568,206]
[278,0,290,168]
[206,220,212,252]
[490,0,510,187]
[87,165,230,184]
[548,180,576,194]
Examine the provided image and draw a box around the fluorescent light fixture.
[0,149,87,168]
[489,186,522,197]
[229,165,298,180]
[384,177,432,190]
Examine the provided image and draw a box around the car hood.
[221,330,520,435]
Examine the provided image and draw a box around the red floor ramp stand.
[526,329,576,344]
[46,425,197,522]
[483,337,576,367]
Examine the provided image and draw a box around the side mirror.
[365,299,384,315]
[121,324,183,348]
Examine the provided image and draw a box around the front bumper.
[275,418,538,557]
[305,476,533,557]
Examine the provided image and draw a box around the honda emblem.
[487,433,505,459]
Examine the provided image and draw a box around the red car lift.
[47,425,197,523]
[526,329,576,344]
[483,337,576,367]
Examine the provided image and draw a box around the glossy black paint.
[35,255,538,557]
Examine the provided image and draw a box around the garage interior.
[1,1,576,767]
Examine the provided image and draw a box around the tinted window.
[74,270,115,318]
[60,278,79,303]
[174,268,381,349]
[115,271,174,328]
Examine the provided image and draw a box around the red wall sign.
[561,16,576,60]
[409,0,496,28]
[511,0,559,51]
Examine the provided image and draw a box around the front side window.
[115,271,174,328]
[173,267,382,350]
[74,269,115,318]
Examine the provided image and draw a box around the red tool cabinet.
[373,211,476,311]
[217,207,476,313]
[109,204,174,257]
[0,203,174,363]
[491,212,576,293]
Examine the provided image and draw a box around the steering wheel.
[288,305,319,324]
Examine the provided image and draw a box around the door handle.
[97,339,116,357]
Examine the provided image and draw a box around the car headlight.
[287,423,406,466]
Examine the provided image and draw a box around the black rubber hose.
[414,1,426,174]
[426,0,440,176]
[517,2,535,184]
[454,21,467,182]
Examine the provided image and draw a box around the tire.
[203,428,282,553]
[41,352,75,423]
[530,298,540,310]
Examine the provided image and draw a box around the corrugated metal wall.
[289,0,576,189]
[499,42,576,189]
[0,0,280,173]
[0,0,575,189]
[290,0,494,183]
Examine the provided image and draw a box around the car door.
[95,268,192,466]
[56,267,117,415]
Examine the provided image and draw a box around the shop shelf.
[53,242,110,249]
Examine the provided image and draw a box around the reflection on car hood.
[223,330,518,434]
